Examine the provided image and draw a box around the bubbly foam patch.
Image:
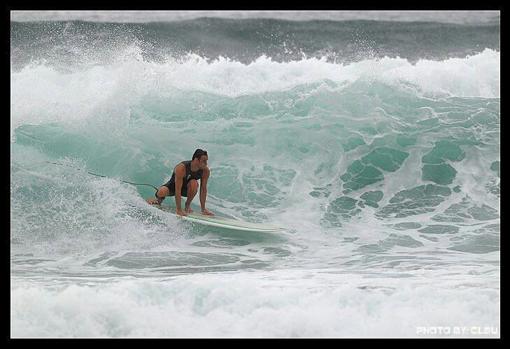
[11,269,500,337]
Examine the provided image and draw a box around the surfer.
[147,149,214,217]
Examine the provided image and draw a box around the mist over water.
[11,12,499,338]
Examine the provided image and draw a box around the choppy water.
[10,11,500,338]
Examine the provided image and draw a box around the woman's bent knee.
[188,180,198,191]
[157,186,170,198]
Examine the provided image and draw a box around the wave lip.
[11,48,500,132]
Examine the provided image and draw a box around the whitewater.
[10,12,499,338]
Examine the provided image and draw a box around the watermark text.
[416,326,498,337]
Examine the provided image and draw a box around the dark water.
[11,18,500,69]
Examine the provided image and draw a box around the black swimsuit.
[160,160,203,197]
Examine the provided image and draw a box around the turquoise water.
[11,12,499,337]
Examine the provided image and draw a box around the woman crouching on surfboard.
[147,149,214,217]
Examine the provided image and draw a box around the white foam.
[11,269,500,338]
[10,151,185,257]
[11,49,500,134]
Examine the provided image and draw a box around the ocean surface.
[10,11,500,338]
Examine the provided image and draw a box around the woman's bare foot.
[201,208,214,216]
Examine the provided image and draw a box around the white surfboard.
[157,206,285,233]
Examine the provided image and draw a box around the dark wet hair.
[192,149,208,160]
